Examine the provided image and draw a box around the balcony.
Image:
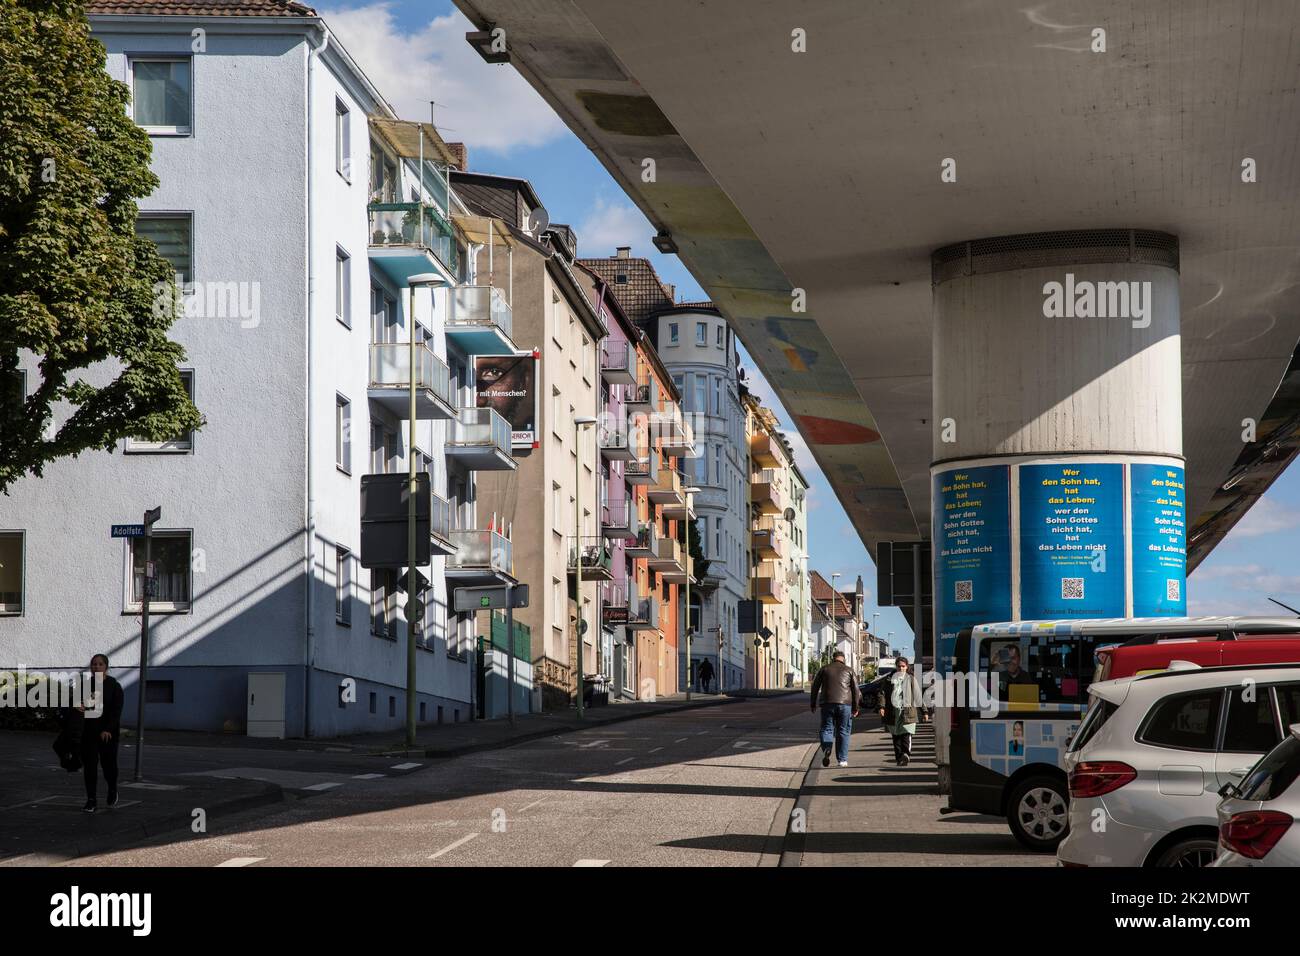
[750,432,783,469]
[753,468,784,514]
[601,499,642,541]
[648,536,684,574]
[430,492,456,555]
[445,529,514,586]
[662,483,694,521]
[752,516,786,559]
[367,202,457,286]
[648,466,684,506]
[600,340,638,386]
[625,450,659,486]
[626,376,658,414]
[568,536,614,581]
[446,407,516,471]
[656,408,696,456]
[755,566,787,604]
[625,522,658,558]
[604,583,659,631]
[368,341,457,420]
[597,419,637,462]
[446,283,515,355]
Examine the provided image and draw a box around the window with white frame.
[696,322,707,345]
[336,546,352,625]
[126,369,194,453]
[370,423,384,474]
[126,531,192,613]
[335,98,351,180]
[130,57,192,135]
[336,394,351,473]
[336,247,351,327]
[668,322,679,345]
[0,532,24,615]
[136,214,193,285]
[716,324,724,347]
[371,569,396,638]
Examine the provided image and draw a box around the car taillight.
[1220,810,1293,860]
[1068,761,1137,798]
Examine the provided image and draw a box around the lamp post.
[574,416,597,718]
[405,273,441,750]
[683,485,702,699]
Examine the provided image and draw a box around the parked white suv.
[1213,722,1300,866]
[1057,663,1300,867]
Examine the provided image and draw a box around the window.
[370,423,384,474]
[136,214,193,285]
[696,322,707,345]
[369,142,398,202]
[712,377,722,416]
[694,376,706,416]
[335,395,351,473]
[127,531,192,613]
[1222,688,1279,754]
[713,444,721,485]
[0,532,23,615]
[131,57,192,134]
[127,369,194,453]
[371,569,396,638]
[335,98,351,180]
[553,577,562,626]
[552,292,563,345]
[552,483,562,531]
[384,430,399,473]
[336,547,352,625]
[336,248,351,327]
[1139,690,1224,752]
[552,388,562,438]
[716,324,724,347]
[668,322,679,345]
[371,285,399,343]
[582,336,591,380]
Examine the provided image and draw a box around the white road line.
[217,857,265,867]
[352,773,386,780]
[578,739,610,749]
[615,757,635,765]
[391,762,422,770]
[574,859,610,867]
[302,782,342,791]
[648,747,663,753]
[518,799,547,813]
[674,737,688,743]
[428,833,480,861]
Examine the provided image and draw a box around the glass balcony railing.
[452,406,512,456]
[430,491,452,542]
[448,529,512,574]
[369,342,457,408]
[448,284,513,341]
[568,535,613,576]
[368,201,457,273]
[600,340,637,382]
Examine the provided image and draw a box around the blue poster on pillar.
[1131,463,1187,615]
[1019,463,1125,619]
[933,465,1012,672]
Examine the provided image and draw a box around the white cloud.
[318,4,566,153]
[1224,497,1300,539]
[575,197,652,258]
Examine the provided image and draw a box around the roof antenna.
[1268,597,1300,617]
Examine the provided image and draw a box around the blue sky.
[320,1,1300,656]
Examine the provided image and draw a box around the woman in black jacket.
[79,654,124,813]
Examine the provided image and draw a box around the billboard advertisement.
[475,353,537,448]
[1131,463,1187,615]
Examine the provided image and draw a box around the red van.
[1096,625,1300,681]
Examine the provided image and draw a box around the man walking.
[809,651,860,768]
[697,658,715,694]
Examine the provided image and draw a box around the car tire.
[1151,835,1219,868]
[1006,775,1070,852]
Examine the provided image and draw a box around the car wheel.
[1006,776,1070,852]
[1152,836,1219,868]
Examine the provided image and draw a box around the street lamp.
[683,485,702,699]
[574,416,597,718]
[404,272,441,749]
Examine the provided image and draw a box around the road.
[70,696,1049,867]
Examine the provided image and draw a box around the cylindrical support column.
[930,229,1187,670]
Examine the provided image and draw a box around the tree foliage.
[0,0,201,493]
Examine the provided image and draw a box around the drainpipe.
[304,24,330,737]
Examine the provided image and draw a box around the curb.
[779,744,820,868]
[761,741,818,868]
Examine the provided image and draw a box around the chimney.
[615,246,631,259]
[663,282,675,301]
[446,142,468,170]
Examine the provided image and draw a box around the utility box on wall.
[247,672,286,739]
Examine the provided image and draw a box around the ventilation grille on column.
[931,229,1179,285]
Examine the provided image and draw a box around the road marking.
[217,857,265,867]
[574,859,610,867]
[352,773,386,780]
[674,737,688,743]
[391,762,422,770]
[428,833,480,861]
[578,739,610,749]
[122,782,184,791]
[303,782,341,791]
[615,757,635,765]
[518,799,547,813]
[648,747,663,753]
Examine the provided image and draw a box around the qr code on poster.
[1167,579,1181,602]
[955,580,973,603]
[1061,578,1085,600]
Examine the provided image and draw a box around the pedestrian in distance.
[697,658,715,694]
[809,651,860,768]
[79,654,124,813]
[879,656,922,766]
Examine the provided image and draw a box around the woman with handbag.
[878,656,922,766]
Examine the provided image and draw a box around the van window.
[1139,689,1223,751]
[1222,688,1280,754]
[978,633,1093,706]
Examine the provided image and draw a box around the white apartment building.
[1,3,519,736]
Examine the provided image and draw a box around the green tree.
[0,0,201,493]
[679,516,712,583]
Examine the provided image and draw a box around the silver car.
[1058,663,1300,867]
[1212,723,1300,866]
